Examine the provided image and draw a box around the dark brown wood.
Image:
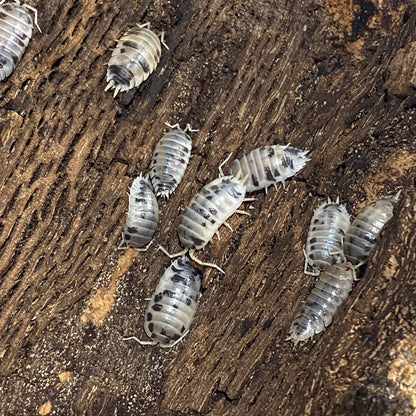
[1,0,415,415]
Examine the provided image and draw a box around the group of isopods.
[289,193,400,343]
[1,2,400,348]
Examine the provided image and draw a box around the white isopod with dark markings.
[304,198,351,275]
[228,145,310,193]
[105,23,166,97]
[344,192,400,267]
[178,174,246,251]
[124,256,202,348]
[0,1,41,81]
[120,174,159,250]
[289,262,356,343]
[150,123,196,198]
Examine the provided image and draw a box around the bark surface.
[0,0,415,415]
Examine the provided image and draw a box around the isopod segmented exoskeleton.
[304,198,351,275]
[124,255,202,348]
[149,123,197,198]
[178,174,246,247]
[228,144,310,193]
[0,1,41,81]
[289,262,356,343]
[120,174,159,250]
[344,192,400,267]
[105,23,167,97]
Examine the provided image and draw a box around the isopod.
[120,174,159,250]
[304,198,351,275]
[105,23,166,97]
[149,123,196,198]
[289,262,356,343]
[344,192,400,267]
[124,256,202,348]
[0,1,41,81]
[228,144,310,193]
[178,174,246,250]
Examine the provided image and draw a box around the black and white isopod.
[149,123,196,198]
[229,145,310,193]
[344,192,400,267]
[124,256,202,348]
[304,198,351,275]
[0,1,41,81]
[289,262,356,343]
[105,23,166,97]
[178,174,246,249]
[120,174,159,250]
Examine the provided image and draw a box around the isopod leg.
[157,245,188,258]
[218,152,233,177]
[303,248,320,276]
[24,4,42,32]
[123,336,157,346]
[189,250,225,274]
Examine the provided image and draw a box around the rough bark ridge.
[0,0,415,415]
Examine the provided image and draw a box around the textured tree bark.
[0,0,415,415]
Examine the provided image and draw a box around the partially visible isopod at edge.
[289,262,356,343]
[105,23,166,97]
[228,144,310,193]
[120,174,159,250]
[125,255,202,348]
[150,123,195,198]
[344,192,400,267]
[178,174,246,251]
[304,198,351,275]
[0,1,41,81]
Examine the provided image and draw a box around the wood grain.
[0,0,415,415]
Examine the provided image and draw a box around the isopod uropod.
[124,256,202,348]
[0,1,41,81]
[289,262,356,343]
[228,145,310,193]
[150,123,196,198]
[304,198,351,275]
[105,23,166,97]
[120,174,159,250]
[344,192,400,267]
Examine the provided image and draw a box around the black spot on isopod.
[282,156,294,170]
[163,290,175,298]
[310,238,317,244]
[309,254,315,260]
[124,234,131,241]
[154,293,163,302]
[251,175,259,187]
[152,303,163,311]
[122,40,139,49]
[135,198,146,203]
[265,167,274,181]
[160,328,167,336]
[273,168,281,177]
[190,235,205,247]
[173,304,179,309]
[209,208,217,215]
[268,147,275,157]
[171,273,187,284]
[311,245,316,251]
[201,222,206,227]
[171,333,181,341]
[148,323,154,332]
[185,298,192,306]
[146,312,153,321]
[180,326,186,333]
[206,194,213,200]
